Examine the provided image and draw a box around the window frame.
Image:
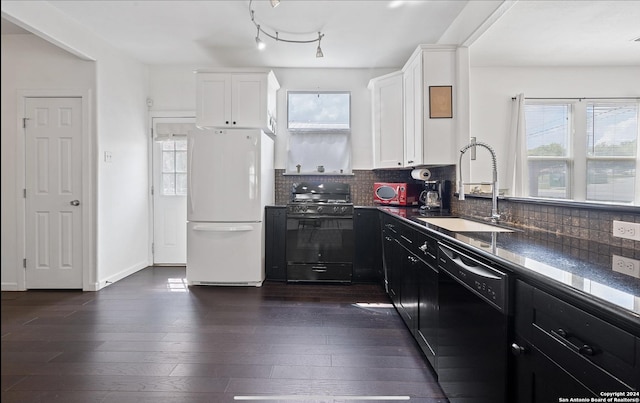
[286,90,352,133]
[160,139,188,197]
[521,98,639,206]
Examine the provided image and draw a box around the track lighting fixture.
[249,0,324,58]
[255,25,266,50]
[315,33,324,58]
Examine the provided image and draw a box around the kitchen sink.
[417,217,514,233]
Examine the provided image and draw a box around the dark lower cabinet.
[382,217,401,304]
[415,234,439,371]
[512,335,599,403]
[381,213,438,369]
[397,243,418,335]
[353,208,382,283]
[264,206,287,281]
[513,280,639,402]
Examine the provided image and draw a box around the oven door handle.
[311,266,328,273]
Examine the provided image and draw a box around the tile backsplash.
[273,166,639,254]
[274,168,433,206]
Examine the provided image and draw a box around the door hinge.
[23,258,27,268]
[23,117,30,128]
[151,186,154,196]
[150,127,154,138]
[23,189,27,198]
[151,243,154,254]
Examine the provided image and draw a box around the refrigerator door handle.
[192,224,255,232]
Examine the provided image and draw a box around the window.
[161,140,187,196]
[522,99,638,205]
[286,91,352,174]
[287,91,350,131]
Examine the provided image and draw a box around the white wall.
[148,66,396,170]
[467,66,640,192]
[0,34,95,290]
[1,1,151,290]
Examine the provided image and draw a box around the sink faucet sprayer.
[458,141,501,223]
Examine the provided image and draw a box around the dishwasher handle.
[439,245,502,280]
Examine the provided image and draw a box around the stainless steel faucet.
[458,141,501,223]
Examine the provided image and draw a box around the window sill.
[282,172,355,176]
[456,193,639,213]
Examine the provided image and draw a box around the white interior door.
[25,97,83,289]
[152,117,192,265]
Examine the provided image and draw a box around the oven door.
[286,216,354,263]
[286,216,354,282]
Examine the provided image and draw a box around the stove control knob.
[317,206,323,213]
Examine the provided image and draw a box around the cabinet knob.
[511,342,527,356]
[233,121,237,125]
[397,162,402,166]
[225,121,229,124]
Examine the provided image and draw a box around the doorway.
[151,116,194,265]
[24,96,84,289]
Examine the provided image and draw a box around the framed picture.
[429,85,453,118]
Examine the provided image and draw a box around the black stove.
[287,182,354,216]
[285,182,354,283]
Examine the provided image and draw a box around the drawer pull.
[511,342,527,356]
[551,328,599,357]
[579,344,596,356]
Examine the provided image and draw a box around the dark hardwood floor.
[2,266,447,403]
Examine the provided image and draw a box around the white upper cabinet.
[402,45,459,167]
[368,71,404,169]
[196,70,279,134]
[403,54,423,167]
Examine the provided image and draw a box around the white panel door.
[25,97,83,289]
[187,129,262,222]
[152,117,192,265]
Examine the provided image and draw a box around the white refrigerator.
[186,128,274,286]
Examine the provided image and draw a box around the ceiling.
[2,0,640,68]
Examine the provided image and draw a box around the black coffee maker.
[419,180,451,213]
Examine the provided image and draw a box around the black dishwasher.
[437,242,513,403]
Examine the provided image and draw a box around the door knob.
[70,200,80,206]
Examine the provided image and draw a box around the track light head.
[270,0,280,7]
[255,25,265,50]
[316,32,324,58]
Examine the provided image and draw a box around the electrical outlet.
[104,151,113,163]
[612,255,640,278]
[612,220,640,241]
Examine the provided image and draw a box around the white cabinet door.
[231,74,267,128]
[196,73,231,128]
[196,72,273,130]
[404,56,423,167]
[370,71,404,169]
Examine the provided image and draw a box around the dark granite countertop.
[378,206,640,335]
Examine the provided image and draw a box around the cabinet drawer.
[287,264,352,283]
[517,280,640,390]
